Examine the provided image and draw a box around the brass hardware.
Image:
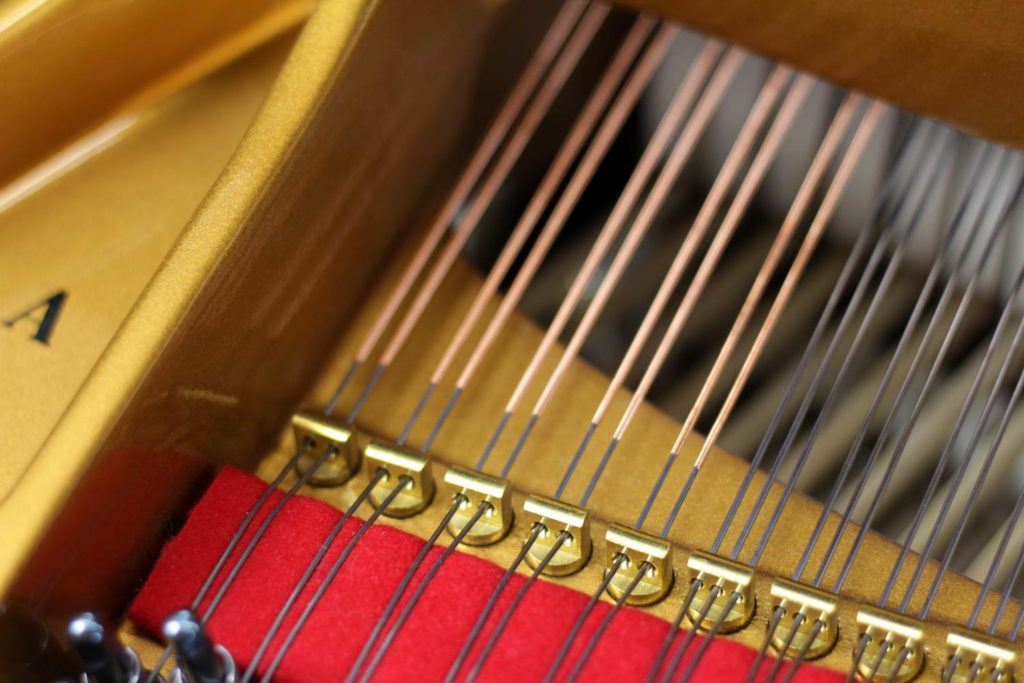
[685,551,755,633]
[945,628,1015,683]
[855,607,926,682]
[291,410,361,486]
[521,495,591,576]
[768,579,839,660]
[604,524,673,606]
[443,467,513,546]
[363,440,434,518]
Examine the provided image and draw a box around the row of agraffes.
[70,407,1004,683]
[61,2,1024,681]
[281,413,1021,683]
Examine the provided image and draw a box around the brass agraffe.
[363,441,435,518]
[292,410,360,486]
[945,628,1016,683]
[686,551,755,633]
[522,495,592,576]
[604,524,673,606]
[855,607,927,682]
[769,579,840,660]
[443,467,513,546]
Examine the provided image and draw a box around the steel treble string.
[441,525,544,683]
[257,475,414,683]
[775,619,824,683]
[708,118,936,562]
[346,1,608,424]
[325,0,589,418]
[557,78,878,683]
[759,613,806,683]
[667,590,740,682]
[977,483,1024,633]
[869,165,1024,612]
[471,54,792,681]
[644,579,703,683]
[644,101,888,682]
[394,15,663,448]
[817,148,1021,596]
[736,125,956,573]
[349,501,490,683]
[562,567,650,683]
[539,555,625,683]
[237,467,388,682]
[460,532,571,682]
[655,586,725,683]
[472,43,742,472]
[911,290,1024,619]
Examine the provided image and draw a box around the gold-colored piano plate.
[0,0,312,187]
[0,0,536,612]
[239,254,1024,679]
[0,29,301,505]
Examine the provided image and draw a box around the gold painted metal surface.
[243,255,1024,680]
[687,551,755,633]
[769,579,840,660]
[444,467,514,546]
[292,410,360,486]
[522,495,591,576]
[0,0,313,187]
[1,0,517,619]
[605,524,674,606]
[946,629,1016,683]
[0,19,304,508]
[856,607,926,682]
[364,441,435,518]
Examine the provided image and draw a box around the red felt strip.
[129,467,844,682]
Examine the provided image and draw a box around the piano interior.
[3,0,1024,681]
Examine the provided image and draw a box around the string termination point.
[945,628,1015,683]
[686,551,755,632]
[522,495,591,575]
[855,606,926,682]
[604,524,673,605]
[443,466,513,545]
[769,579,839,660]
[364,440,435,517]
[292,410,360,486]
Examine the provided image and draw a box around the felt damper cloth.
[129,467,845,682]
